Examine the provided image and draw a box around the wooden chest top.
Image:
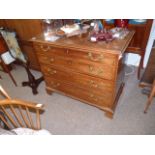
[31,30,135,55]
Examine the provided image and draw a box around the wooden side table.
[102,19,153,79]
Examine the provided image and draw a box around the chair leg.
[1,61,17,86]
[144,80,155,113]
[7,71,18,86]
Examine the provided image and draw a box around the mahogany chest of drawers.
[32,31,134,118]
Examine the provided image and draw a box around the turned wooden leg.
[144,80,155,113]
[8,71,17,86]
[137,65,141,80]
[138,54,144,80]
[137,57,142,80]
[105,111,114,119]
[46,88,53,95]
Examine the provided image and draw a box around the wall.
[0,19,42,70]
[144,19,155,67]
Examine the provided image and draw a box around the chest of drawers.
[32,31,134,118]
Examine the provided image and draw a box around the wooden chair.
[144,79,155,113]
[0,85,44,130]
[0,34,17,86]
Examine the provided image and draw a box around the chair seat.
[0,127,16,135]
[12,128,51,135]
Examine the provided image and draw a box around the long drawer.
[45,76,113,107]
[36,53,116,80]
[41,64,114,95]
[34,43,116,65]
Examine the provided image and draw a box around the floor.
[0,65,155,134]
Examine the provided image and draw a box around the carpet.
[0,65,155,134]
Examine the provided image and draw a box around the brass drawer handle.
[88,65,94,72]
[90,94,94,98]
[89,80,98,88]
[90,80,94,84]
[89,94,98,101]
[50,70,57,75]
[53,83,60,87]
[47,69,57,74]
[98,69,103,75]
[88,52,104,62]
[51,82,60,87]
[40,45,50,52]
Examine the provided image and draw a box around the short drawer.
[41,65,114,94]
[34,43,116,66]
[45,76,113,107]
[34,44,66,55]
[36,53,116,80]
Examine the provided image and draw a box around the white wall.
[126,19,155,67]
[144,19,155,67]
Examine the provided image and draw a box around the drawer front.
[34,43,116,66]
[36,53,116,80]
[41,65,114,94]
[45,76,113,107]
